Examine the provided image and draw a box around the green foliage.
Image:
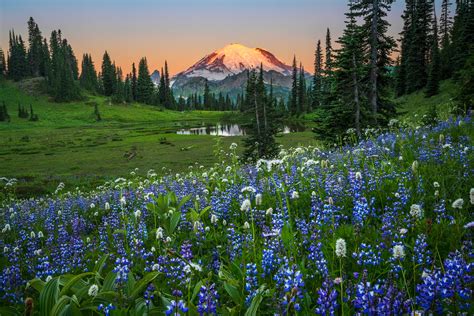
[135,57,154,104]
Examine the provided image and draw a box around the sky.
[0,0,443,76]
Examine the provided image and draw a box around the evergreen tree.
[289,56,298,115]
[312,40,323,110]
[101,51,116,96]
[8,30,28,81]
[440,0,453,49]
[124,74,133,103]
[47,30,80,101]
[298,63,306,113]
[243,65,279,160]
[405,0,434,93]
[79,54,98,92]
[314,0,366,140]
[112,67,125,103]
[131,62,137,101]
[203,80,211,110]
[396,0,415,96]
[27,17,43,76]
[426,7,441,97]
[450,0,474,76]
[40,38,50,77]
[0,48,6,78]
[135,57,154,104]
[353,0,396,124]
[325,28,334,76]
[0,101,9,122]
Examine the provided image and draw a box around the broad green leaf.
[224,282,242,305]
[191,280,203,301]
[0,306,21,316]
[245,286,266,316]
[50,295,71,316]
[129,272,160,300]
[177,195,191,210]
[169,211,181,234]
[28,278,46,293]
[59,272,96,297]
[39,277,60,316]
[93,254,109,276]
[102,271,117,291]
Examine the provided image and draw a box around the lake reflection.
[176,124,305,137]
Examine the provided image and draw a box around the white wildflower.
[2,224,11,233]
[37,231,44,238]
[152,263,160,271]
[30,231,36,239]
[266,208,273,216]
[165,236,172,243]
[470,188,474,205]
[90,203,95,209]
[243,221,250,229]
[392,245,405,259]
[57,211,62,216]
[104,202,110,210]
[452,198,464,209]
[120,196,126,208]
[291,191,299,199]
[45,276,52,283]
[210,214,218,224]
[156,227,164,239]
[189,262,202,272]
[410,204,423,219]
[222,219,227,226]
[240,199,251,212]
[255,193,262,206]
[433,182,440,188]
[355,172,362,180]
[86,237,91,243]
[194,221,203,231]
[412,160,418,173]
[88,284,99,297]
[4,247,8,253]
[399,228,408,235]
[241,186,256,194]
[134,210,141,219]
[335,238,347,258]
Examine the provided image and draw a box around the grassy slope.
[0,80,317,196]
[395,80,458,125]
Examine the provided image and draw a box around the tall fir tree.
[131,62,137,101]
[396,0,415,96]
[314,0,366,140]
[289,56,298,115]
[203,80,211,110]
[135,57,154,104]
[298,63,306,113]
[79,54,98,92]
[312,40,323,110]
[0,48,6,78]
[8,30,28,81]
[27,17,43,76]
[426,7,441,97]
[101,51,116,96]
[353,0,396,124]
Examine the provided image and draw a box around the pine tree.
[203,80,211,110]
[124,74,133,103]
[40,38,49,77]
[440,0,453,49]
[312,40,323,110]
[314,0,366,140]
[27,17,43,76]
[79,54,98,92]
[0,48,6,78]
[101,51,116,96]
[289,56,298,115]
[325,28,333,76]
[396,0,415,96]
[8,30,28,81]
[353,0,396,124]
[450,0,474,76]
[135,57,154,104]
[131,62,137,101]
[298,63,306,113]
[243,65,279,160]
[426,7,441,97]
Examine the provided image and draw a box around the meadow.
[0,80,316,197]
[0,111,472,314]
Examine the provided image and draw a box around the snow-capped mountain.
[150,69,160,86]
[175,43,292,81]
[171,43,298,99]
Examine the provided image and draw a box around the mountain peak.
[175,43,292,81]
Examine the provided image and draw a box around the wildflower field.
[1,117,473,315]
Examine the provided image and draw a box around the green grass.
[395,80,458,125]
[0,80,318,197]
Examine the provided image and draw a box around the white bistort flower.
[134,210,141,219]
[156,227,164,239]
[452,198,464,209]
[392,245,405,259]
[410,204,423,219]
[240,199,251,212]
[335,238,346,258]
[255,193,262,206]
[243,221,250,229]
[104,202,110,210]
[88,284,99,297]
[470,188,474,205]
[210,214,218,224]
[291,191,299,199]
[266,208,273,216]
